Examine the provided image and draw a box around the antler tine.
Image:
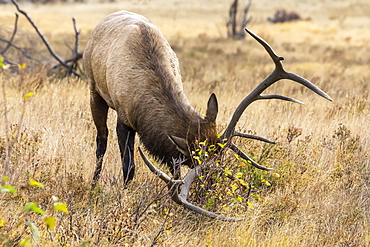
[175,165,244,221]
[138,147,172,184]
[245,28,284,68]
[229,143,273,170]
[138,147,244,221]
[221,29,332,142]
[233,130,275,144]
[258,94,304,104]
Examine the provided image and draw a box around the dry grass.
[0,0,369,246]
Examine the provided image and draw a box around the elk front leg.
[90,91,109,188]
[116,121,136,185]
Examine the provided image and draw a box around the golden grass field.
[0,0,369,246]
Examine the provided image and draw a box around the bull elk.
[83,11,332,221]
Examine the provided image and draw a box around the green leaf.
[2,176,9,182]
[53,202,69,214]
[0,185,16,194]
[25,221,40,239]
[29,178,44,188]
[44,216,56,231]
[23,202,45,215]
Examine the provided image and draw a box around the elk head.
[138,29,332,221]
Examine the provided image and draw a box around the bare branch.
[227,0,238,38]
[1,13,19,55]
[227,0,253,39]
[72,18,80,57]
[0,37,36,63]
[10,0,81,77]
[11,0,65,66]
[237,0,253,39]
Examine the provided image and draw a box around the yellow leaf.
[240,180,249,186]
[217,143,226,149]
[235,172,243,178]
[23,92,34,100]
[261,179,271,186]
[224,168,232,175]
[18,63,27,69]
[0,219,4,226]
[0,55,4,67]
[53,202,69,214]
[272,172,280,178]
[44,216,56,231]
[226,191,233,196]
[29,178,44,188]
[230,184,238,192]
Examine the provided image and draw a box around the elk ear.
[205,93,218,123]
[168,135,189,156]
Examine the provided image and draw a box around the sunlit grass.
[0,0,369,246]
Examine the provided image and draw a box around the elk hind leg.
[90,92,109,188]
[116,120,136,185]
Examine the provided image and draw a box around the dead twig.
[1,13,19,55]
[10,0,82,77]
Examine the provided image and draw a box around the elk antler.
[221,29,332,170]
[138,147,244,222]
